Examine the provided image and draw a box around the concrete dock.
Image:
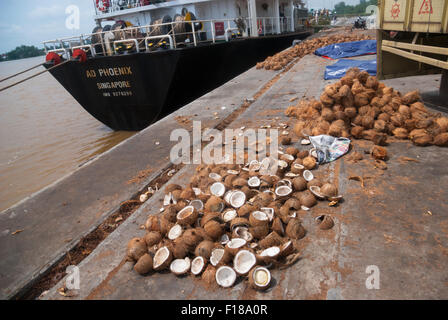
[1,49,448,300]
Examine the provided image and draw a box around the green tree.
[3,45,45,61]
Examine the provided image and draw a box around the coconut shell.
[365,76,379,89]
[401,90,420,105]
[307,178,323,189]
[320,92,334,107]
[195,240,214,259]
[377,113,390,122]
[398,105,411,118]
[134,253,153,275]
[249,223,270,239]
[292,176,307,191]
[371,146,387,160]
[285,219,306,240]
[127,238,147,262]
[296,150,309,159]
[230,217,250,230]
[153,246,173,271]
[284,198,301,210]
[204,196,224,212]
[201,265,217,284]
[145,215,161,232]
[285,147,299,156]
[433,133,448,146]
[435,117,448,132]
[172,239,190,259]
[354,93,370,107]
[392,128,408,139]
[144,231,162,247]
[159,217,174,236]
[179,188,195,200]
[344,107,357,119]
[303,156,317,170]
[317,215,335,230]
[162,205,178,223]
[204,220,224,240]
[237,203,256,217]
[412,133,433,146]
[182,228,203,247]
[350,126,364,139]
[361,115,374,129]
[362,130,387,146]
[258,231,284,249]
[272,217,285,236]
[321,108,335,122]
[374,119,386,132]
[248,267,271,290]
[249,211,269,227]
[200,212,221,227]
[299,192,317,208]
[320,183,338,197]
[232,177,247,188]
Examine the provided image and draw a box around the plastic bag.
[308,135,351,164]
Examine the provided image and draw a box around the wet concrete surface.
[0,65,277,299]
[42,53,448,300]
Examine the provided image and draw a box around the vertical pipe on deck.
[289,0,294,32]
[248,0,259,37]
[273,0,280,33]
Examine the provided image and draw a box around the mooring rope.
[0,62,45,83]
[0,59,71,93]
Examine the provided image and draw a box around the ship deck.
[1,40,448,300]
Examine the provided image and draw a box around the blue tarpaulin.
[315,40,377,59]
[324,59,377,80]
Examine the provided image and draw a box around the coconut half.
[220,233,230,245]
[222,209,237,222]
[224,191,234,204]
[168,224,183,240]
[234,250,257,275]
[210,248,230,267]
[301,139,311,145]
[191,256,206,276]
[163,193,176,206]
[249,266,271,290]
[259,246,281,261]
[249,211,269,226]
[248,160,261,171]
[303,170,314,182]
[248,176,261,188]
[232,226,253,242]
[176,205,199,226]
[260,207,275,221]
[275,185,292,198]
[190,199,204,212]
[153,246,173,271]
[215,266,237,288]
[170,257,191,276]
[309,186,325,200]
[229,191,246,208]
[226,238,247,255]
[210,182,226,197]
[209,173,222,181]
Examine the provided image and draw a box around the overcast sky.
[0,0,362,53]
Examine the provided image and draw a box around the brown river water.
[0,56,136,212]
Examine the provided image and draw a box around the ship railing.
[43,16,297,58]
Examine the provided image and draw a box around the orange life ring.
[96,0,110,12]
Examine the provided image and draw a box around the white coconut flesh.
[278,160,288,169]
[210,248,226,266]
[139,193,148,203]
[168,224,183,240]
[293,163,305,170]
[215,266,237,288]
[209,173,222,181]
[227,170,239,175]
[248,160,261,171]
[234,250,256,275]
[177,206,195,221]
[260,246,280,258]
[192,188,202,196]
[277,179,292,188]
[190,199,204,211]
[260,208,274,221]
[252,267,271,287]
[227,238,247,250]
[282,154,295,161]
[170,258,191,275]
[285,172,299,178]
[309,186,325,199]
[210,182,226,197]
[248,176,261,187]
[222,210,237,222]
[281,241,292,253]
[275,186,292,197]
[303,170,314,182]
[230,191,246,208]
[191,256,205,275]
[163,193,176,206]
[301,205,310,211]
[154,247,170,269]
[224,191,234,204]
[252,211,268,222]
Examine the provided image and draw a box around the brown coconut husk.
[201,265,217,285]
[392,128,408,139]
[204,196,224,212]
[401,90,420,105]
[204,220,224,240]
[292,176,307,191]
[435,117,448,132]
[134,253,153,275]
[195,240,215,259]
[433,133,448,146]
[165,184,182,194]
[144,231,162,247]
[371,146,388,160]
[303,156,317,170]
[258,231,284,249]
[316,215,335,230]
[127,237,147,262]
[285,219,306,240]
[249,223,270,239]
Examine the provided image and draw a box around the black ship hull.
[47,32,310,131]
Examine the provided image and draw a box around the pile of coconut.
[126,152,339,290]
[285,68,448,147]
[256,33,373,71]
